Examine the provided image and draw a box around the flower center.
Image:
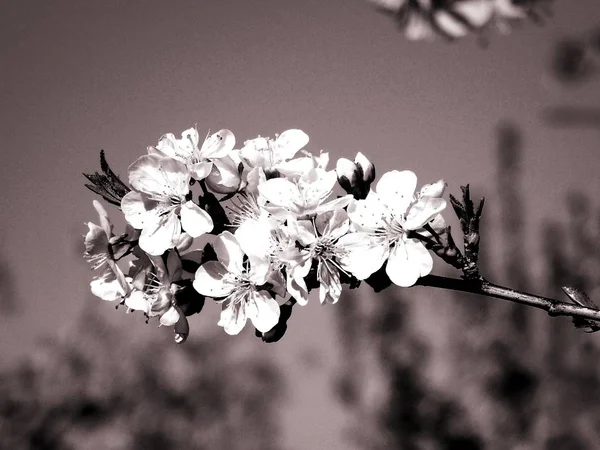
[311,236,340,260]
[228,193,262,226]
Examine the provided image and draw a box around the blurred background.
[1,0,599,448]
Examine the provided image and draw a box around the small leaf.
[562,286,598,309]
[83,150,130,206]
[449,194,466,220]
[475,197,485,221]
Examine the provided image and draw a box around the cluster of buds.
[84,127,449,343]
[369,0,552,42]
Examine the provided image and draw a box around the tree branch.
[415,275,600,324]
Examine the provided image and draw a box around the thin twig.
[415,275,600,322]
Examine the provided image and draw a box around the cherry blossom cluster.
[370,0,551,41]
[84,128,447,342]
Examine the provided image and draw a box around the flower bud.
[335,153,375,200]
[355,152,375,184]
[173,307,189,344]
[335,158,358,192]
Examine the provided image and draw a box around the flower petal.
[386,239,433,287]
[287,272,309,306]
[159,306,180,327]
[419,179,446,198]
[403,198,447,230]
[318,261,342,304]
[213,231,245,275]
[240,142,267,169]
[317,208,349,239]
[246,291,280,333]
[218,301,247,335]
[138,212,181,256]
[180,200,213,237]
[92,200,113,237]
[235,216,275,260]
[301,169,337,207]
[190,161,213,180]
[205,156,241,194]
[347,194,389,231]
[125,290,149,313]
[276,156,318,177]
[193,261,236,298]
[199,129,236,159]
[376,170,417,216]
[258,178,303,210]
[287,218,317,247]
[274,129,309,161]
[315,194,353,216]
[90,270,127,301]
[84,223,109,258]
[121,191,159,229]
[337,233,388,280]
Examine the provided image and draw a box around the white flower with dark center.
[282,209,385,305]
[347,170,446,287]
[193,232,280,335]
[121,154,213,256]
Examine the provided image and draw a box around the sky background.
[1,1,599,449]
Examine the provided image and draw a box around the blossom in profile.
[240,129,310,176]
[348,170,446,287]
[150,127,235,178]
[193,232,280,335]
[84,200,129,301]
[121,154,213,255]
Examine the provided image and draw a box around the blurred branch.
[543,106,600,128]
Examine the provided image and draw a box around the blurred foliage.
[544,25,600,130]
[335,121,600,449]
[0,308,285,450]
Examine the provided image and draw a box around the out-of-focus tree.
[544,26,600,130]
[0,305,285,450]
[334,120,600,449]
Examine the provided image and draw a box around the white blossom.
[121,154,213,255]
[193,232,280,335]
[348,170,446,287]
